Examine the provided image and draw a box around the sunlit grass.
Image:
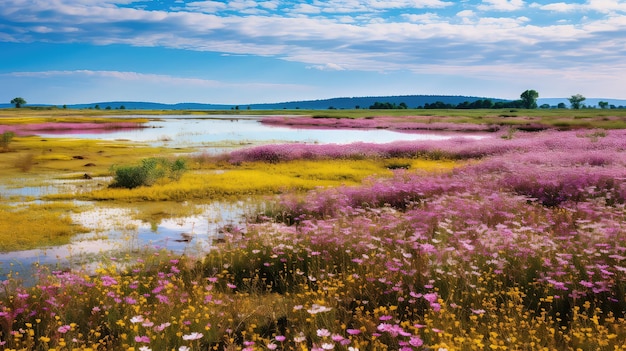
[0,136,193,182]
[0,202,89,252]
[47,158,457,202]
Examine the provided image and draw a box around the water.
[35,115,486,149]
[0,201,248,284]
[1,115,487,282]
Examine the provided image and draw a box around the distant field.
[2,107,626,129]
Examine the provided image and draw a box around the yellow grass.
[0,202,88,252]
[47,158,458,202]
[0,136,193,183]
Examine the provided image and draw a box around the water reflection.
[34,115,486,149]
[0,201,248,283]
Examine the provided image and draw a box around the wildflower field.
[1,115,626,350]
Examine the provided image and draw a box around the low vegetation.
[0,202,88,251]
[110,157,188,189]
[46,158,456,202]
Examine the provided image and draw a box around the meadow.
[1,110,626,350]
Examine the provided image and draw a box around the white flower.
[316,328,331,337]
[179,346,190,351]
[307,304,332,315]
[182,332,203,340]
[294,333,306,343]
[130,315,144,324]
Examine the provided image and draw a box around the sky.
[1,0,626,105]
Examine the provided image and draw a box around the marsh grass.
[0,202,89,251]
[0,136,192,189]
[46,158,456,202]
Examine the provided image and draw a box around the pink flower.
[135,335,150,343]
[409,336,424,347]
[423,293,438,303]
[57,325,71,333]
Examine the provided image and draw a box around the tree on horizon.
[568,94,586,109]
[520,90,539,109]
[10,97,26,108]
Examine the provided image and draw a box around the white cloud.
[538,2,582,12]
[290,3,321,14]
[5,69,307,91]
[259,1,280,11]
[185,1,228,13]
[536,0,626,13]
[8,70,221,86]
[457,9,476,17]
[477,0,526,11]
[586,0,626,13]
[2,0,626,96]
[402,12,443,23]
[307,63,346,71]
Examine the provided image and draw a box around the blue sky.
[1,0,626,105]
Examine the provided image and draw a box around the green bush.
[110,157,187,189]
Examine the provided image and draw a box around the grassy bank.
[3,107,626,129]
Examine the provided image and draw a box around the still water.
[1,115,487,282]
[35,115,486,148]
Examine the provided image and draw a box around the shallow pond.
[35,115,487,149]
[0,200,248,284]
[1,115,488,282]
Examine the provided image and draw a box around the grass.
[0,202,89,251]
[46,158,457,202]
[3,107,626,129]
[0,136,193,187]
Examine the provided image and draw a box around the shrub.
[110,157,187,189]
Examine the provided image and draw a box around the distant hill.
[0,95,506,110]
[1,95,625,110]
[246,95,507,110]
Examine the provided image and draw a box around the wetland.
[1,108,625,351]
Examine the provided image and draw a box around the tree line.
[369,91,622,110]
